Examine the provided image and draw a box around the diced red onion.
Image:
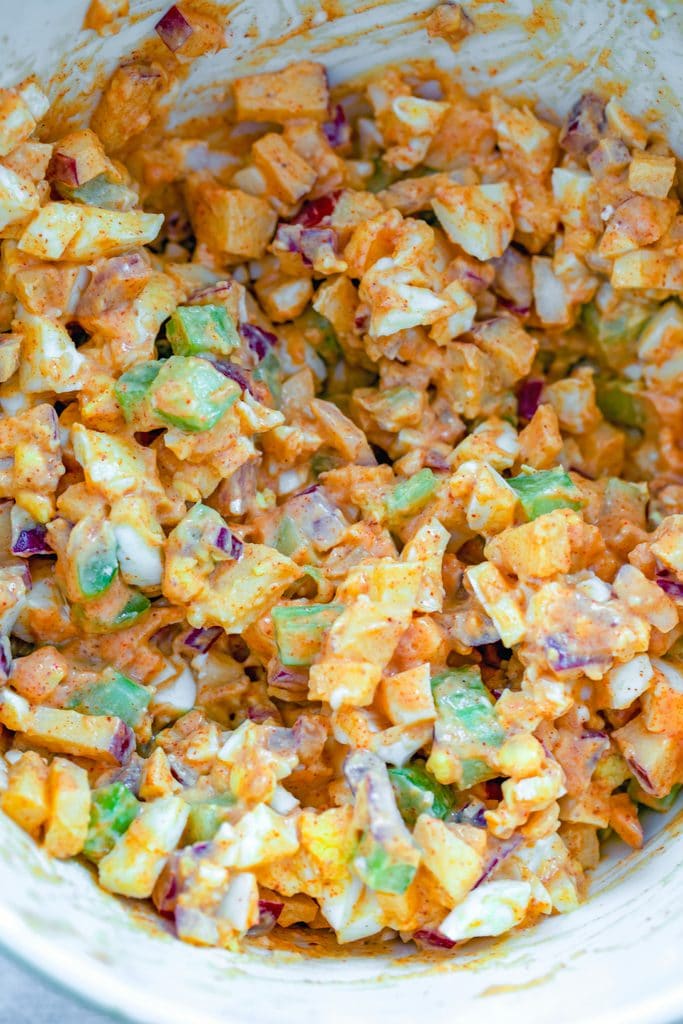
[560,93,606,156]
[111,722,136,766]
[273,224,338,268]
[153,855,179,914]
[656,571,683,599]
[246,705,275,723]
[247,898,284,937]
[0,636,11,682]
[627,757,655,795]
[11,524,52,557]
[167,755,198,787]
[423,450,450,472]
[413,928,456,950]
[292,190,341,228]
[46,151,79,187]
[545,635,609,674]
[267,661,309,699]
[354,309,370,332]
[213,526,243,560]
[498,297,531,316]
[517,379,544,421]
[322,105,351,149]
[474,834,522,888]
[284,489,347,552]
[154,4,193,51]
[121,60,163,81]
[587,137,630,177]
[239,322,277,362]
[455,801,488,828]
[211,359,255,395]
[183,626,223,653]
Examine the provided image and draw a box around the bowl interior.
[2,2,683,1022]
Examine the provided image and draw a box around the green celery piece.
[73,519,119,599]
[69,669,150,727]
[388,762,456,827]
[114,360,163,422]
[150,356,239,432]
[431,668,505,749]
[298,308,341,366]
[385,468,437,524]
[311,451,343,478]
[185,798,236,844]
[113,591,151,629]
[459,758,498,788]
[274,514,306,558]
[366,159,400,193]
[508,468,583,520]
[628,780,681,812]
[59,173,138,211]
[357,836,417,894]
[272,603,344,667]
[83,783,140,862]
[581,300,652,370]
[596,381,648,430]
[253,348,282,406]
[166,305,240,357]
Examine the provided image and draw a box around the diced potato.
[91,62,166,152]
[139,747,177,800]
[641,661,683,735]
[216,805,300,869]
[309,660,381,709]
[18,203,85,260]
[185,175,276,260]
[0,750,49,837]
[485,509,602,579]
[377,664,436,726]
[99,796,189,897]
[637,301,683,364]
[0,333,20,382]
[0,165,40,231]
[490,96,557,177]
[466,561,526,646]
[254,274,312,323]
[10,645,67,702]
[439,880,532,941]
[628,151,676,198]
[545,371,600,435]
[233,61,329,124]
[49,129,110,185]
[63,207,163,261]
[598,196,676,258]
[43,758,90,858]
[518,405,563,470]
[605,98,648,149]
[17,308,85,393]
[600,655,654,710]
[0,89,36,157]
[432,182,514,260]
[532,256,570,326]
[613,564,678,632]
[451,460,518,537]
[471,317,537,387]
[611,249,682,290]
[21,706,134,765]
[413,814,483,906]
[552,168,598,229]
[650,516,683,573]
[613,714,681,798]
[251,133,317,205]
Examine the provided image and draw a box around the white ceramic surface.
[1,2,683,1022]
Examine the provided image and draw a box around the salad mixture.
[0,2,682,954]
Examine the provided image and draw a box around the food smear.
[0,8,682,953]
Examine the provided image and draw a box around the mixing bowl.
[1,2,682,1022]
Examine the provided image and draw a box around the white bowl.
[2,2,683,1021]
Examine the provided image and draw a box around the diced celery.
[69,668,150,727]
[366,159,399,193]
[185,797,236,844]
[311,451,343,478]
[149,356,239,432]
[360,839,417,894]
[273,514,306,558]
[57,173,137,211]
[114,360,163,423]
[298,308,341,366]
[388,762,456,827]
[272,603,344,667]
[166,305,240,358]
[70,518,119,599]
[431,668,505,749]
[581,299,652,370]
[627,780,681,813]
[113,591,151,628]
[83,782,140,862]
[385,469,437,524]
[596,380,648,430]
[73,589,151,634]
[253,349,282,406]
[508,468,583,520]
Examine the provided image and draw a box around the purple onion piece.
[153,855,179,914]
[247,898,284,937]
[167,755,198,787]
[474,834,522,888]
[246,705,275,723]
[413,928,456,950]
[291,191,341,228]
[322,104,351,148]
[517,379,544,421]
[656,572,683,599]
[0,636,11,682]
[11,524,52,558]
[183,626,223,653]
[498,297,531,316]
[450,800,487,828]
[154,4,193,51]
[627,757,655,795]
[110,722,136,766]
[560,93,607,156]
[239,322,277,362]
[46,151,79,187]
[545,635,608,674]
[210,359,256,396]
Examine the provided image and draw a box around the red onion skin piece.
[292,191,341,228]
[183,626,223,653]
[322,105,351,148]
[560,93,607,156]
[239,322,277,362]
[0,637,11,681]
[211,359,256,396]
[154,5,194,52]
[11,525,52,557]
[110,722,136,766]
[413,928,456,950]
[474,834,522,888]
[46,151,79,187]
[656,573,683,599]
[517,379,544,420]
